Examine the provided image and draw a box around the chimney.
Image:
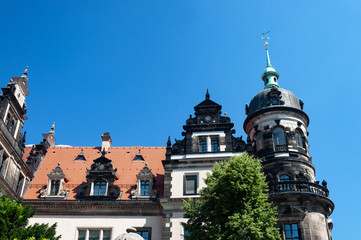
[101,132,112,152]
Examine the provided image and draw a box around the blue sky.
[0,0,359,238]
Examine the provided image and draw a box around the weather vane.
[260,31,270,48]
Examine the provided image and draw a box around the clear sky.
[0,0,359,238]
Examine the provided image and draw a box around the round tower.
[243,39,334,239]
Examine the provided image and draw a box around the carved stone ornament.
[131,163,158,200]
[40,163,68,200]
[267,87,285,106]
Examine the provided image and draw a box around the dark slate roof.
[248,87,301,116]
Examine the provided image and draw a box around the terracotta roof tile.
[23,146,166,200]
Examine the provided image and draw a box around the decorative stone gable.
[40,163,68,200]
[131,163,157,200]
[77,152,121,200]
[168,90,246,155]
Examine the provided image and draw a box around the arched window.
[279,174,290,191]
[211,140,218,152]
[93,181,107,196]
[200,141,207,153]
[256,133,263,151]
[295,130,304,148]
[273,128,286,146]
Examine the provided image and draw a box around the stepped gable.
[23,146,165,200]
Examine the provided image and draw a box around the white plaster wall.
[170,167,211,198]
[28,215,162,240]
[170,212,187,240]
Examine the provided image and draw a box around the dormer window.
[211,140,218,152]
[133,150,145,161]
[140,180,150,196]
[271,97,278,105]
[131,163,157,200]
[40,163,68,199]
[77,153,120,201]
[50,180,60,196]
[200,140,207,152]
[93,181,107,196]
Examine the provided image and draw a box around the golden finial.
[260,31,270,48]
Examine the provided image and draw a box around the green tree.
[0,195,60,240]
[183,154,281,240]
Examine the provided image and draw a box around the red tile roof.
[23,146,33,163]
[23,146,165,200]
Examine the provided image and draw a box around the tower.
[0,67,32,198]
[244,38,334,239]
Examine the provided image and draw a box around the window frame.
[183,174,198,196]
[255,132,263,151]
[50,179,60,196]
[140,180,150,196]
[199,140,207,153]
[135,227,152,240]
[92,181,107,196]
[295,129,304,148]
[211,139,219,152]
[283,223,301,240]
[77,229,112,240]
[273,127,286,146]
[279,174,291,191]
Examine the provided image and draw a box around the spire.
[21,66,28,78]
[49,122,55,135]
[205,89,210,100]
[260,31,279,89]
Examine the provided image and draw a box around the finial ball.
[264,42,269,46]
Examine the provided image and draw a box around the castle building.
[0,67,33,199]
[10,42,334,240]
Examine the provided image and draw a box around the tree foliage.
[0,195,60,240]
[183,154,281,240]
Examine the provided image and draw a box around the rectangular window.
[93,182,107,196]
[78,229,111,240]
[284,224,300,240]
[140,180,150,196]
[89,230,99,240]
[184,175,198,195]
[78,230,86,240]
[135,228,151,240]
[50,180,60,196]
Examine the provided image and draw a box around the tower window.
[284,223,300,240]
[295,130,304,148]
[93,181,107,196]
[140,180,150,196]
[200,140,207,153]
[279,175,290,191]
[273,128,286,145]
[256,133,263,151]
[50,180,60,196]
[211,140,218,152]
